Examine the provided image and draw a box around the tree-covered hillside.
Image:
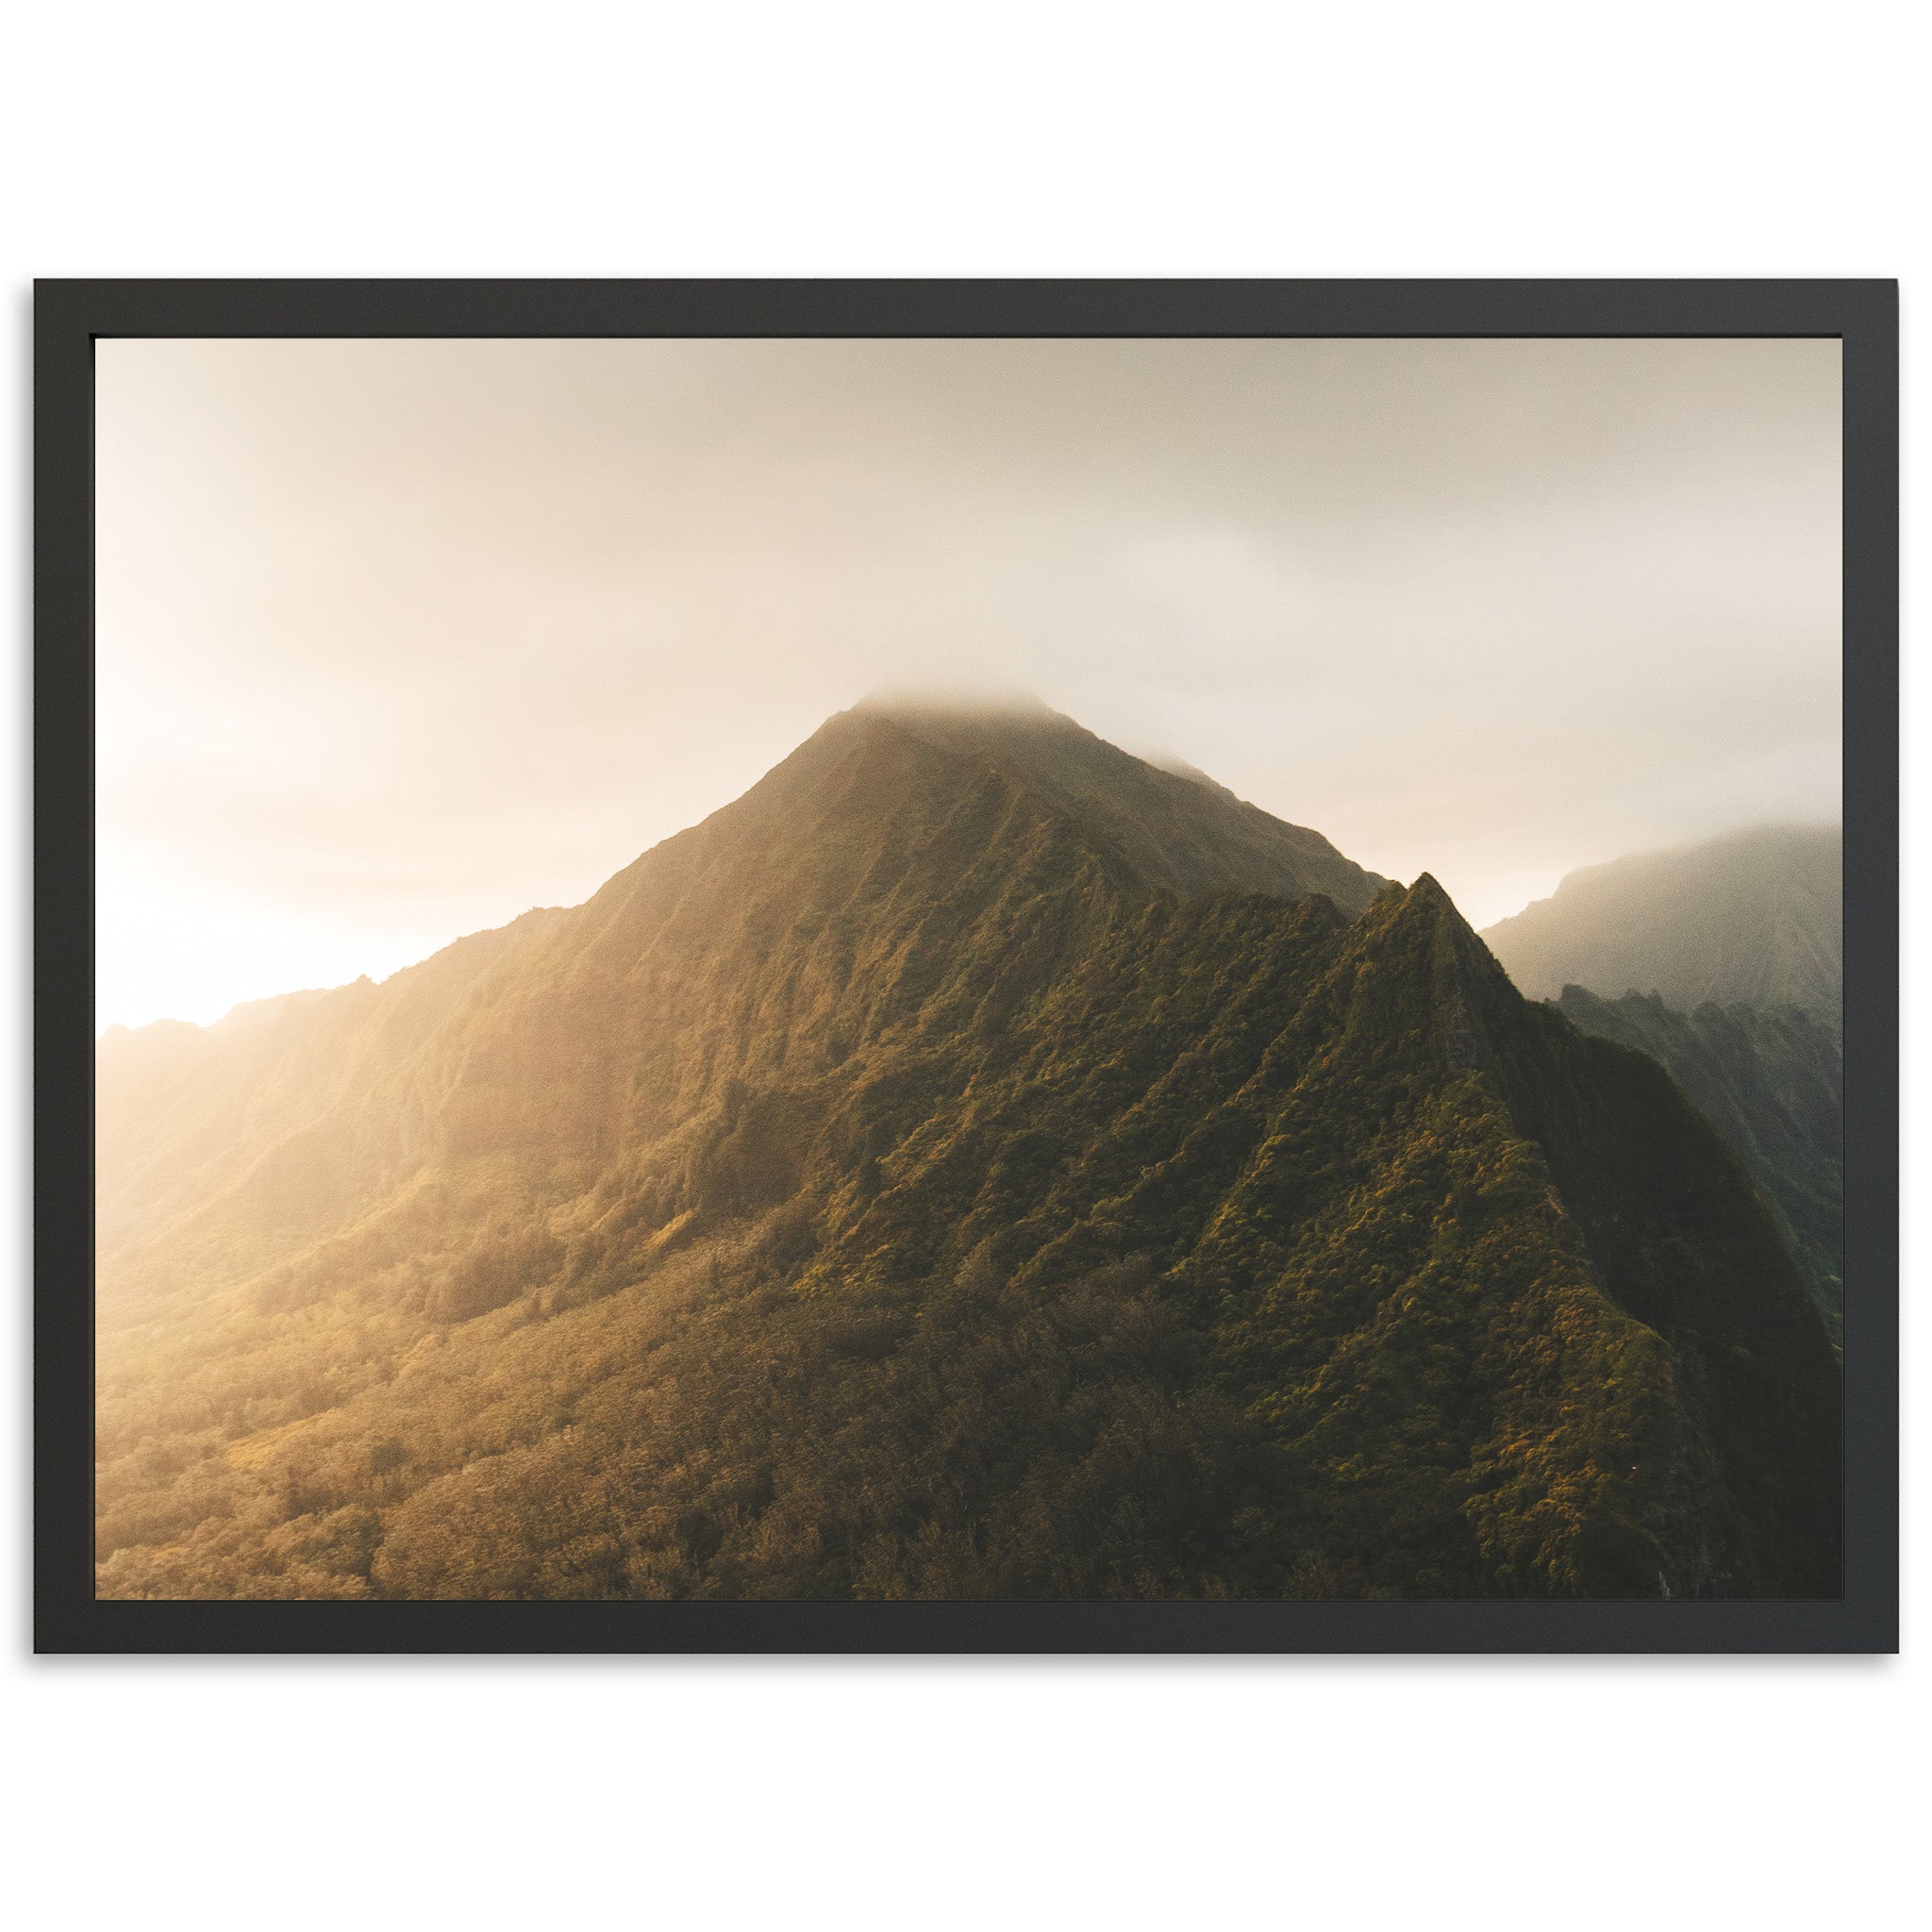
[95,704,1840,1602]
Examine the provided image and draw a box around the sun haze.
[95,336,1840,1031]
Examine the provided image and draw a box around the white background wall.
[1,6,1919,1926]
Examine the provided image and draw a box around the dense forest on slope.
[1555,988,1843,1341]
[95,704,1840,1602]
[1480,824,1841,1016]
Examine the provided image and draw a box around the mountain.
[1553,988,1843,1340]
[850,695,1391,907]
[94,701,1840,1602]
[1480,824,1842,1017]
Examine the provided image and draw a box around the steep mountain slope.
[1554,988,1843,1339]
[95,914,570,1262]
[871,696,1387,907]
[95,703,1384,1284]
[94,704,1840,1602]
[1480,824,1841,1016]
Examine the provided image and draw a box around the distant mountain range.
[1480,824,1841,1018]
[94,703,1840,1603]
[1477,824,1843,1341]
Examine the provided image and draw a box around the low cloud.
[95,336,1840,1026]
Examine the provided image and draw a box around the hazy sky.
[96,335,1841,1031]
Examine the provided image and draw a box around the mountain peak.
[93,696,1842,1606]
[813,695,1386,914]
[843,689,1098,765]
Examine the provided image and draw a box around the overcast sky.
[95,335,1841,1031]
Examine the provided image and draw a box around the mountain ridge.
[94,707,1841,1603]
[96,703,1384,1265]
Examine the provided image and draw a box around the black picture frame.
[36,278,1899,1655]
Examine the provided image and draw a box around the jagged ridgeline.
[95,701,1841,1602]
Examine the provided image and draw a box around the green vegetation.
[1554,987,1843,1339]
[95,704,1841,1601]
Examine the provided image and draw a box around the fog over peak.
[95,336,1840,1030]
[850,688,1076,741]
[856,685,1060,721]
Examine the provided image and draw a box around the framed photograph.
[35,280,1897,1653]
